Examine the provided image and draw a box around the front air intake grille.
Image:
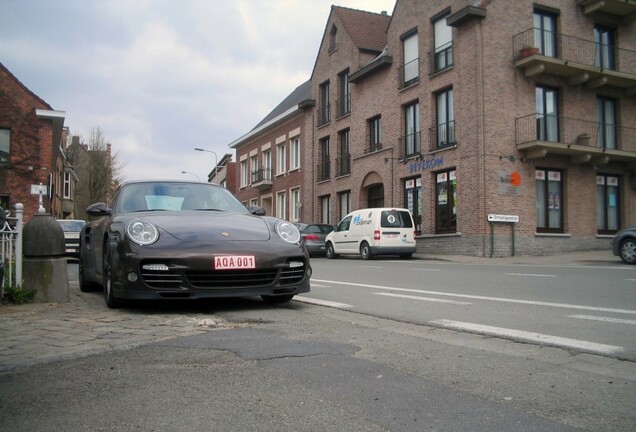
[140,270,182,289]
[185,269,278,288]
[279,265,305,285]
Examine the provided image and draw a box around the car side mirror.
[248,205,266,216]
[86,202,112,217]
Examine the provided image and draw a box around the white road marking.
[361,266,382,269]
[412,268,441,272]
[569,315,636,325]
[294,297,353,309]
[375,292,470,305]
[625,279,636,282]
[312,279,636,315]
[430,319,624,356]
[310,283,332,288]
[506,273,555,277]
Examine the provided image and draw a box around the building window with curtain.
[597,96,617,150]
[290,137,301,170]
[400,29,419,88]
[318,81,331,126]
[338,190,350,220]
[240,160,249,188]
[277,143,286,175]
[597,175,619,234]
[435,88,455,149]
[403,101,420,158]
[318,137,330,181]
[368,116,381,152]
[432,11,453,72]
[337,69,351,117]
[337,129,350,176]
[320,195,331,224]
[291,188,301,222]
[536,86,559,142]
[533,9,557,58]
[594,24,615,70]
[536,168,563,233]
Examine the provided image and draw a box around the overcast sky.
[1,0,396,182]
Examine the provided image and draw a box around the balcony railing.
[365,142,382,154]
[251,169,272,189]
[336,154,351,177]
[316,161,330,182]
[515,113,636,153]
[317,103,331,127]
[399,131,422,160]
[336,94,351,118]
[429,121,456,151]
[513,28,636,76]
[398,58,420,89]
[429,42,454,74]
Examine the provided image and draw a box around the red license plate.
[214,255,256,270]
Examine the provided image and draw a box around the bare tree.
[66,126,125,213]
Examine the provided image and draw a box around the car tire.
[78,255,95,292]
[326,242,338,259]
[360,242,372,260]
[103,243,121,308]
[262,294,294,303]
[619,238,636,264]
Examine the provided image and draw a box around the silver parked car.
[294,223,334,257]
[612,225,636,264]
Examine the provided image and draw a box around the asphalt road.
[304,256,636,360]
[0,257,634,431]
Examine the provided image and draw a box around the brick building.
[228,0,636,256]
[0,63,77,223]
[230,80,313,221]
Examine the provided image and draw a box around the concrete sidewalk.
[0,249,624,372]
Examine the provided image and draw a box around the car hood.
[123,211,271,241]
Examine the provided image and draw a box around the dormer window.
[329,25,338,53]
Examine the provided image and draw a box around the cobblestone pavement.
[0,272,229,372]
[0,250,622,373]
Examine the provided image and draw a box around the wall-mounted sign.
[499,170,522,195]
[30,184,48,195]
[408,156,444,173]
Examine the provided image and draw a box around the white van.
[325,208,417,260]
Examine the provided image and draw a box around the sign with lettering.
[488,214,519,223]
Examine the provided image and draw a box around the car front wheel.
[325,242,338,259]
[619,239,636,264]
[103,244,121,308]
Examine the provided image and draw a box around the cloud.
[0,0,396,182]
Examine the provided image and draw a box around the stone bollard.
[23,214,69,303]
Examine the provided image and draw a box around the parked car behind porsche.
[612,225,636,264]
[57,219,86,258]
[79,180,311,308]
[294,223,334,256]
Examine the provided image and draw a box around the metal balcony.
[399,131,422,160]
[336,154,351,177]
[398,58,420,89]
[513,28,636,95]
[251,169,272,190]
[316,161,330,182]
[515,114,636,164]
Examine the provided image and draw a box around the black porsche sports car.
[79,180,311,308]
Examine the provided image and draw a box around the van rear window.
[380,210,413,228]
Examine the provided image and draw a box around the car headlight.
[275,220,301,244]
[126,220,159,245]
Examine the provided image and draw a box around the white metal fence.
[0,203,24,295]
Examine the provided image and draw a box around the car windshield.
[304,224,334,234]
[114,182,250,215]
[58,220,86,232]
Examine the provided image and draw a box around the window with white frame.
[240,160,249,187]
[277,143,286,175]
[262,149,272,181]
[63,172,71,199]
[290,137,300,170]
[276,191,286,219]
[290,188,301,222]
[250,155,259,183]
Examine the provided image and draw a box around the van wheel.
[326,242,338,259]
[360,242,373,260]
[400,253,413,260]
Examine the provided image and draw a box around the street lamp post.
[180,170,200,181]
[194,147,219,181]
